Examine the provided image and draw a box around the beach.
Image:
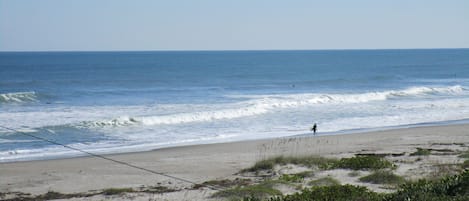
[2,123,469,200]
[2,0,469,199]
[2,49,469,200]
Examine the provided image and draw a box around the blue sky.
[1,0,468,51]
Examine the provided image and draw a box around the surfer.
[311,123,317,135]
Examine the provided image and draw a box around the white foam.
[75,85,467,128]
[230,85,465,101]
[0,105,157,130]
[137,104,269,125]
[0,139,39,144]
[2,85,469,162]
[312,98,469,133]
[0,91,38,103]
[1,85,467,131]
[387,85,464,97]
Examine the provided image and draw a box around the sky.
[1,0,468,51]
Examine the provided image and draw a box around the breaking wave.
[231,85,465,100]
[387,85,464,97]
[78,104,269,128]
[0,91,38,103]
[78,85,466,128]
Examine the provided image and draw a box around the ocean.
[1,49,469,162]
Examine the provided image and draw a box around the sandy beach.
[1,123,469,200]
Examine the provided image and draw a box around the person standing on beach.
[311,123,317,135]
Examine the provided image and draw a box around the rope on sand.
[0,125,224,191]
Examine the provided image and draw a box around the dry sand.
[1,123,469,200]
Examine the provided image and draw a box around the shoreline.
[4,118,469,164]
[2,123,469,200]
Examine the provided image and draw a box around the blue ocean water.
[1,49,469,162]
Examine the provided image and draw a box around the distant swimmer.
[311,123,317,135]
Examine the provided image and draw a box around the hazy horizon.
[1,0,468,51]
[2,47,469,53]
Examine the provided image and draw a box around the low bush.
[242,159,277,172]
[308,177,340,186]
[458,150,469,159]
[242,155,394,173]
[238,169,469,201]
[274,185,382,201]
[193,178,251,189]
[241,156,337,173]
[212,181,282,200]
[2,191,95,201]
[102,188,134,195]
[386,169,469,201]
[331,156,394,170]
[461,160,469,169]
[38,191,75,200]
[279,174,304,183]
[348,171,361,177]
[410,148,431,156]
[294,171,315,178]
[359,170,404,185]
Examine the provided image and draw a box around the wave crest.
[77,85,466,128]
[387,85,464,97]
[77,104,270,128]
[79,116,139,128]
[0,92,38,103]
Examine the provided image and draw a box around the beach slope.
[1,124,469,200]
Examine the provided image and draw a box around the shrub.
[410,148,431,156]
[359,170,404,185]
[458,150,469,159]
[242,159,277,172]
[331,156,394,170]
[141,185,175,193]
[280,174,304,183]
[461,160,469,169]
[243,155,396,173]
[295,171,315,178]
[239,170,469,201]
[281,156,337,169]
[102,188,134,195]
[212,182,282,200]
[348,171,361,177]
[194,178,251,189]
[308,177,340,186]
[241,156,337,173]
[386,169,469,201]
[38,191,73,200]
[8,191,97,201]
[274,185,383,201]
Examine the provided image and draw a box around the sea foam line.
[78,85,466,128]
[0,91,38,103]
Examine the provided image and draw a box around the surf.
[0,91,38,104]
[76,85,467,128]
